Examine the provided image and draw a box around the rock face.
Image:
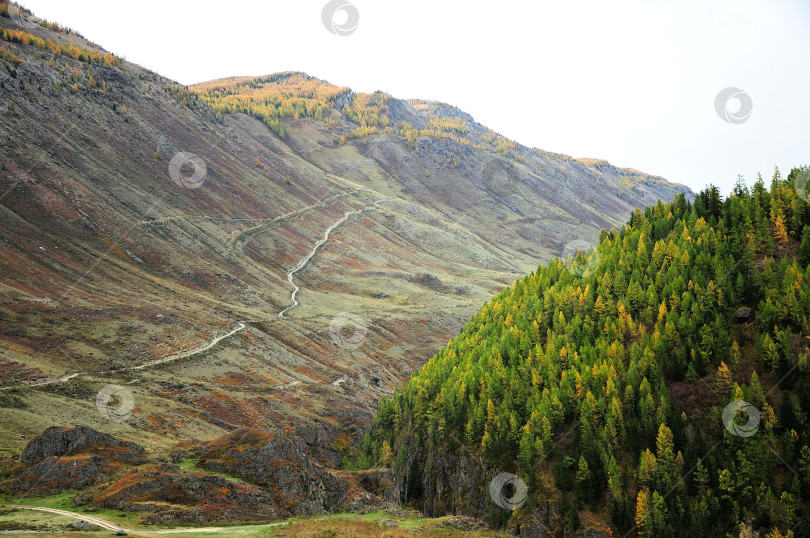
[12,425,146,495]
[7,425,399,523]
[399,439,492,519]
[295,423,342,468]
[96,464,283,523]
[335,468,400,511]
[195,428,347,516]
[13,454,113,495]
[87,428,400,524]
[398,441,607,536]
[513,503,567,537]
[21,425,145,465]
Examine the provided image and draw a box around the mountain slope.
[368,173,810,536]
[0,1,689,514]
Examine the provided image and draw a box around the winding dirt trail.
[0,322,245,391]
[226,191,359,255]
[0,373,80,392]
[138,191,357,231]
[1,504,292,535]
[3,504,126,533]
[278,199,386,318]
[129,322,245,371]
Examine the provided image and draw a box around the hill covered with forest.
[366,168,810,537]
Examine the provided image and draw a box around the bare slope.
[0,4,690,475]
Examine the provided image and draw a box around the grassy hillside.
[368,169,810,537]
[0,0,691,470]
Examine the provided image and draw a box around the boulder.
[70,520,98,530]
[437,516,488,532]
[734,307,755,323]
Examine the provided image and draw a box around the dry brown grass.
[267,516,490,537]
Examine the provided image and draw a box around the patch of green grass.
[0,520,38,530]
[255,512,500,537]
[6,491,140,524]
[10,490,76,510]
[0,391,28,410]
[0,500,499,537]
[137,521,290,535]
[0,504,105,534]
[398,516,436,529]
[176,458,247,483]
[356,511,385,521]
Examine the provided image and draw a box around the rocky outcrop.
[195,428,343,515]
[70,520,99,531]
[193,428,402,517]
[12,425,146,495]
[334,468,400,511]
[21,425,145,465]
[513,503,567,537]
[400,438,492,519]
[96,464,282,523]
[436,516,488,532]
[93,460,399,524]
[7,425,399,523]
[734,307,755,323]
[13,454,112,495]
[294,423,341,468]
[398,439,607,535]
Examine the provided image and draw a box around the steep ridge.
[0,1,690,517]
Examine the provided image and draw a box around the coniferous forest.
[366,167,810,537]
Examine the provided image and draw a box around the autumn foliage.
[368,168,810,536]
[0,27,120,66]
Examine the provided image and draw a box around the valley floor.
[0,501,499,537]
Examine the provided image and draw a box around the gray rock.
[437,516,487,532]
[734,307,754,323]
[21,425,145,465]
[13,455,110,495]
[196,428,347,516]
[72,492,92,506]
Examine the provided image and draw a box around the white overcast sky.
[20,0,810,195]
